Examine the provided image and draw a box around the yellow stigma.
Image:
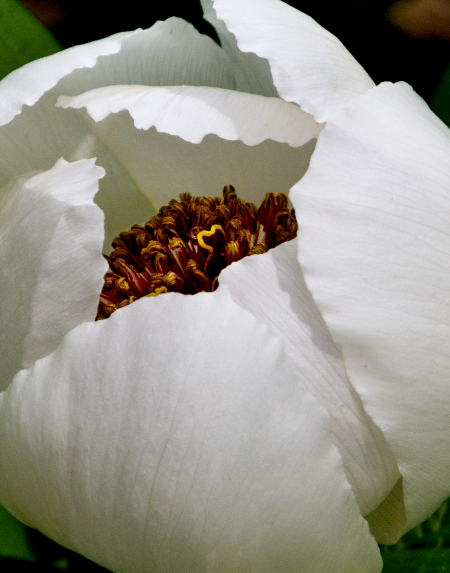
[197,225,226,270]
[197,224,225,253]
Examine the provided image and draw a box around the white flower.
[0,0,448,571]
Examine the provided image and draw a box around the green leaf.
[0,0,61,81]
[0,504,35,561]
[430,65,450,129]
[382,548,450,572]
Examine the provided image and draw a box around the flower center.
[96,185,297,320]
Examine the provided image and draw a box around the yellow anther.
[248,243,268,256]
[163,272,180,286]
[115,277,129,291]
[225,240,240,263]
[146,286,168,297]
[168,237,186,250]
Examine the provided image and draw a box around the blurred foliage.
[382,499,450,571]
[0,505,34,561]
[430,65,450,127]
[0,0,60,80]
[0,504,110,571]
[382,550,450,572]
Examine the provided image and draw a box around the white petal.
[219,241,401,518]
[0,32,132,127]
[0,288,381,573]
[201,0,279,97]
[0,18,234,128]
[208,0,375,121]
[58,85,319,209]
[0,158,107,391]
[58,85,322,147]
[292,81,450,535]
[0,18,236,246]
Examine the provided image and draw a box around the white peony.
[0,0,448,571]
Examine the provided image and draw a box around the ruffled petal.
[201,0,279,97]
[0,18,236,245]
[57,84,319,209]
[292,81,450,536]
[0,18,234,128]
[0,32,131,127]
[0,158,107,391]
[219,240,401,519]
[58,85,322,146]
[207,0,375,122]
[0,287,382,573]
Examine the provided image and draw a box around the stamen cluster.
[97,186,297,319]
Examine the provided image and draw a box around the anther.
[96,186,297,320]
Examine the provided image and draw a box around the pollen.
[96,186,297,320]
